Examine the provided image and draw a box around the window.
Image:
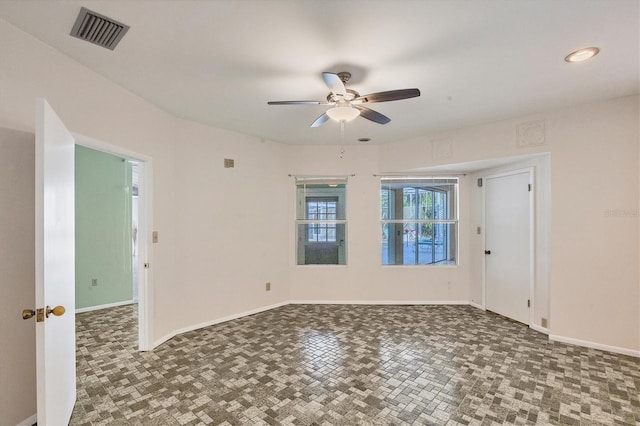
[306,198,337,242]
[296,178,347,265]
[381,177,458,265]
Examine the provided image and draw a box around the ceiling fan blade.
[354,106,391,125]
[356,88,421,104]
[268,100,324,105]
[310,113,330,127]
[322,72,347,96]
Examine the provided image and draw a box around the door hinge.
[528,184,532,192]
[527,299,530,308]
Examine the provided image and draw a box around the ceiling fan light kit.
[326,105,360,122]
[268,71,420,128]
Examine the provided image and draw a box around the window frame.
[305,197,338,242]
[295,178,348,266]
[380,177,459,266]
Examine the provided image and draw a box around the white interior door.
[35,98,76,424]
[484,171,531,324]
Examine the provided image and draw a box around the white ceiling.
[0,0,638,145]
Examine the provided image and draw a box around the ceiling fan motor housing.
[327,88,359,103]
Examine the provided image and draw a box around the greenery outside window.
[381,177,458,265]
[296,178,347,265]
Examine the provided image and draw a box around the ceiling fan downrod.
[336,71,352,84]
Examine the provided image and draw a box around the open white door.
[35,99,76,424]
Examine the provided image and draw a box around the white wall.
[548,97,638,353]
[286,144,472,303]
[0,128,36,425]
[167,119,289,338]
[379,96,639,353]
[0,18,289,345]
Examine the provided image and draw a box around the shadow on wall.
[0,127,37,426]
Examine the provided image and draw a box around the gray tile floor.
[71,304,640,425]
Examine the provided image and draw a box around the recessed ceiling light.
[564,47,600,63]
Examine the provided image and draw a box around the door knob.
[46,305,66,318]
[22,306,65,321]
[484,250,491,255]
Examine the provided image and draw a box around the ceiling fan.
[268,72,420,127]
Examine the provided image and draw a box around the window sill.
[380,263,458,268]
[295,264,348,268]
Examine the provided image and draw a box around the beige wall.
[0,128,36,425]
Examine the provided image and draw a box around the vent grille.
[70,7,129,50]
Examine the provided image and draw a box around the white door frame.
[481,167,535,326]
[73,133,154,351]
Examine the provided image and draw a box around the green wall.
[75,145,133,309]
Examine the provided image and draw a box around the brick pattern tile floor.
[71,304,640,425]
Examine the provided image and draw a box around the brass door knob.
[46,305,66,318]
[22,309,36,320]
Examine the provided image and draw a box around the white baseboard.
[17,413,36,426]
[289,300,471,305]
[530,324,549,335]
[76,300,135,313]
[549,334,640,358]
[154,301,290,348]
[468,302,484,310]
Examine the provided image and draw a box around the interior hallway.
[72,305,640,425]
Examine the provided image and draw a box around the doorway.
[131,161,140,304]
[483,169,533,325]
[75,136,152,351]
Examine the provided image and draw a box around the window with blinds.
[380,177,458,265]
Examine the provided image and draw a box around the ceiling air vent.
[70,7,129,50]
